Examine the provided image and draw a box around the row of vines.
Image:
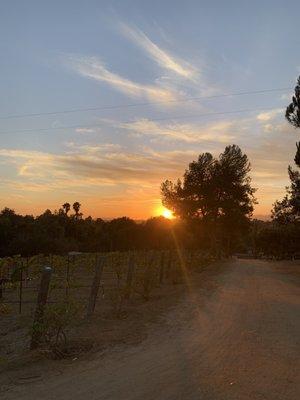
[0,250,214,357]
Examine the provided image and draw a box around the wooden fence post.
[30,266,52,350]
[25,257,29,288]
[159,251,165,284]
[19,262,23,314]
[86,255,105,317]
[0,262,3,299]
[66,254,70,299]
[166,250,172,279]
[125,252,135,299]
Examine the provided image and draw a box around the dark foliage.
[0,207,209,257]
[273,77,300,222]
[161,145,256,255]
[249,219,300,259]
[286,76,300,132]
[255,77,300,259]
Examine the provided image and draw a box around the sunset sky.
[1,1,300,219]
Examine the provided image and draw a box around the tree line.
[0,143,257,257]
[0,203,250,258]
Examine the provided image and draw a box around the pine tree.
[161,145,256,254]
[272,77,300,221]
[286,76,300,167]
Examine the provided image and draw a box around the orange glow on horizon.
[155,206,175,219]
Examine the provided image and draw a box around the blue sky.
[0,1,300,218]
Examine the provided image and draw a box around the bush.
[31,300,80,357]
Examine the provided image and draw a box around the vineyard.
[0,250,212,360]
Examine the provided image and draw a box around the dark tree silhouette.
[161,145,256,254]
[72,202,82,219]
[287,166,300,216]
[273,77,300,221]
[62,202,71,215]
[271,195,295,224]
[286,76,300,168]
[286,76,300,129]
[0,206,194,257]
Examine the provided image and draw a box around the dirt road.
[2,259,300,399]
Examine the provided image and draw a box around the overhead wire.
[0,86,291,121]
[0,106,283,135]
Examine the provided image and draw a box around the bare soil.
[1,259,300,400]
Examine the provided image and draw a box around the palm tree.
[62,202,71,215]
[73,202,81,219]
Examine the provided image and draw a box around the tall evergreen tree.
[286,76,300,167]
[272,76,300,221]
[161,145,256,254]
[286,77,300,214]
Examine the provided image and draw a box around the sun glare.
[162,208,174,219]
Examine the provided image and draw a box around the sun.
[154,205,175,219]
[161,208,174,219]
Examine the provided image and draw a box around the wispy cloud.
[65,55,175,101]
[75,127,98,134]
[119,23,198,80]
[257,108,283,122]
[0,145,197,190]
[253,107,295,134]
[120,119,235,143]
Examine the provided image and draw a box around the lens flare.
[162,208,174,219]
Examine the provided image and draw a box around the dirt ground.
[1,259,300,400]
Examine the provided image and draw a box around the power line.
[0,106,282,135]
[0,87,291,121]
